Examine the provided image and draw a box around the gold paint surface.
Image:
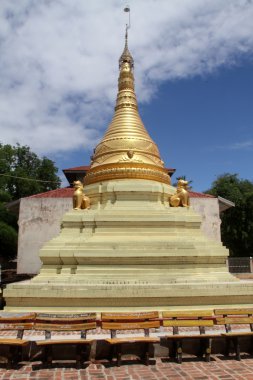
[85,35,170,185]
[170,179,190,207]
[84,163,170,185]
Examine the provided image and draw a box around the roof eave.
[218,196,235,212]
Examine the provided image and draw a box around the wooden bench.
[34,313,96,367]
[162,310,221,363]
[214,308,253,360]
[101,311,160,366]
[0,312,35,368]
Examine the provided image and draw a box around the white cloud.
[209,139,253,151]
[226,140,253,150]
[0,0,253,156]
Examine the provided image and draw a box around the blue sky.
[59,57,253,192]
[0,0,252,192]
[141,60,253,191]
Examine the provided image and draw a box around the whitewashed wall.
[17,198,72,274]
[190,197,221,242]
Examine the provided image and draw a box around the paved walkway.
[1,356,253,379]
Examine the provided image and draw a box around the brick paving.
[1,356,253,379]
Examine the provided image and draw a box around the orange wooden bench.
[34,313,96,367]
[214,308,253,360]
[0,312,35,368]
[101,312,160,366]
[162,310,221,363]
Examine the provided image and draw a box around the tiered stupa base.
[4,180,253,311]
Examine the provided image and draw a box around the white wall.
[190,197,221,242]
[17,198,72,274]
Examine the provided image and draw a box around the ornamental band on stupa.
[3,25,253,311]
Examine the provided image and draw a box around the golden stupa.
[84,29,169,186]
[4,28,253,311]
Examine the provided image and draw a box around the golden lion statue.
[73,180,91,210]
[170,179,190,207]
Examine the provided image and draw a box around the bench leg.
[225,337,241,360]
[108,345,113,362]
[108,344,116,364]
[76,345,82,368]
[44,346,53,367]
[198,339,205,358]
[168,340,175,358]
[116,344,122,367]
[174,340,182,364]
[225,338,231,357]
[198,338,211,361]
[233,337,241,361]
[205,339,212,362]
[142,343,150,366]
[7,346,20,369]
[76,344,91,367]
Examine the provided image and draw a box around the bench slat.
[36,339,94,346]
[163,319,214,327]
[163,333,222,339]
[102,321,160,330]
[0,323,34,330]
[221,332,253,337]
[214,309,253,316]
[34,322,96,331]
[36,313,96,322]
[102,312,158,321]
[105,337,159,344]
[162,311,213,318]
[0,313,35,322]
[215,317,253,325]
[0,339,29,346]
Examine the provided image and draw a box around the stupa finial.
[119,8,134,70]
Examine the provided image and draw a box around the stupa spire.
[119,26,134,70]
[84,24,170,186]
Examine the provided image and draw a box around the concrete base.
[4,280,253,312]
[4,179,253,311]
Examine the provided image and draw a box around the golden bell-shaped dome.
[84,30,170,186]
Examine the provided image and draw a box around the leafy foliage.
[205,173,253,257]
[0,143,61,261]
[0,143,61,200]
[0,187,18,261]
[0,203,18,231]
[0,221,18,261]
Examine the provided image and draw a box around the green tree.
[0,143,61,261]
[0,189,18,262]
[0,143,61,200]
[0,221,17,261]
[205,173,253,257]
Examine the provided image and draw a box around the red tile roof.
[189,191,215,198]
[29,187,74,198]
[63,165,90,171]
[28,187,215,199]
